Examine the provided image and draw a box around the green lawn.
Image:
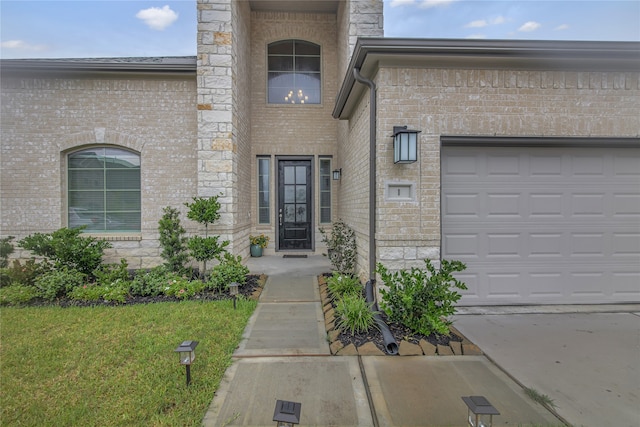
[0,299,256,426]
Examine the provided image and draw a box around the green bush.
[0,236,15,269]
[34,267,87,301]
[319,219,357,275]
[206,253,248,293]
[326,272,362,299]
[18,228,111,278]
[158,206,189,273]
[101,281,129,303]
[129,266,170,297]
[0,284,40,306]
[163,276,204,300]
[187,235,229,267]
[335,294,377,334]
[68,280,129,303]
[376,259,467,336]
[93,259,130,287]
[2,259,42,287]
[68,284,105,302]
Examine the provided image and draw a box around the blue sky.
[1,0,638,59]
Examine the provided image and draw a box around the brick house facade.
[2,0,639,304]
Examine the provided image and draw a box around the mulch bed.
[20,274,266,308]
[318,274,474,356]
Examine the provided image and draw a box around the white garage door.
[442,143,640,305]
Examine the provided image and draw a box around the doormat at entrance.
[283,254,308,258]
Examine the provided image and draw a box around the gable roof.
[333,38,640,119]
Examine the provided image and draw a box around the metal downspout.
[353,68,399,356]
[352,67,377,282]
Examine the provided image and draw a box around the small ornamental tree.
[184,196,229,277]
[319,219,356,275]
[158,206,189,273]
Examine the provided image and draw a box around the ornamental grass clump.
[335,293,377,335]
[376,258,467,336]
[326,272,362,299]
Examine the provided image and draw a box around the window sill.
[86,234,142,242]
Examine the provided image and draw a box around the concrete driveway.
[453,306,640,427]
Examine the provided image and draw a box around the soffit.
[249,0,339,13]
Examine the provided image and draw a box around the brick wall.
[0,74,198,268]
[249,11,340,253]
[338,66,640,278]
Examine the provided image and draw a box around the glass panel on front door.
[279,160,312,250]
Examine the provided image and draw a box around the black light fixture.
[273,399,302,426]
[462,395,500,427]
[392,126,421,164]
[175,340,198,386]
[229,282,239,309]
[332,168,342,180]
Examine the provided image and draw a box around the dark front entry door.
[278,159,312,250]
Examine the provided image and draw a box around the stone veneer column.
[197,0,234,230]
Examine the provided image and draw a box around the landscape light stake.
[229,282,239,309]
[174,340,198,386]
[273,399,301,426]
[462,395,499,427]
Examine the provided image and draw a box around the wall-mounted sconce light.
[175,340,199,386]
[273,399,302,426]
[332,168,342,180]
[392,126,421,164]
[461,395,500,427]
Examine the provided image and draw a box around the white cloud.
[466,34,486,39]
[518,21,541,32]
[418,0,457,9]
[136,5,178,31]
[466,19,487,28]
[555,24,569,31]
[1,40,47,51]
[465,16,506,28]
[390,0,416,7]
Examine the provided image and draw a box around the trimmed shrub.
[206,253,248,293]
[18,228,111,278]
[34,267,87,301]
[2,259,42,287]
[0,284,40,306]
[0,236,15,269]
[376,259,467,336]
[163,276,204,300]
[93,259,130,287]
[129,266,171,297]
[68,281,129,304]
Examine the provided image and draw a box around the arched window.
[268,39,321,104]
[67,147,141,232]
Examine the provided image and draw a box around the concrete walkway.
[202,255,562,426]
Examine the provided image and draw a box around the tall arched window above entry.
[68,147,141,232]
[268,40,321,104]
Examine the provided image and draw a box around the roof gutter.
[333,38,640,119]
[0,58,196,76]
